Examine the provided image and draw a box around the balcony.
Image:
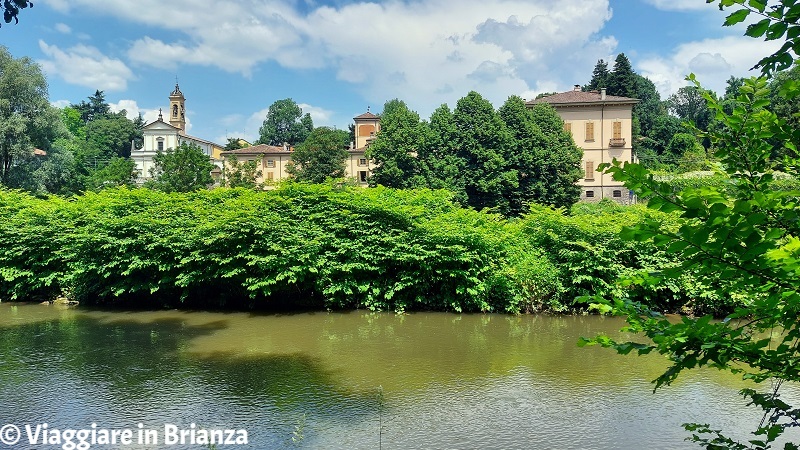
[609,138,626,147]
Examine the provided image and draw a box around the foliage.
[583,69,800,450]
[586,59,610,91]
[84,112,141,159]
[714,0,800,75]
[70,90,111,124]
[667,86,715,135]
[146,142,214,193]
[499,97,582,213]
[257,99,314,146]
[287,127,349,183]
[1,0,30,27]
[0,185,524,312]
[222,155,262,190]
[367,99,425,188]
[451,91,518,214]
[86,157,136,191]
[608,53,637,99]
[224,138,248,151]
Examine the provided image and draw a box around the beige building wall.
[559,105,634,198]
[345,151,377,186]
[529,88,638,203]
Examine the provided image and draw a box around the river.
[0,302,796,449]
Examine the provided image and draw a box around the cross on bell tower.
[168,80,186,133]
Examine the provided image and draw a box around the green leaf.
[746,18,771,37]
[724,8,751,25]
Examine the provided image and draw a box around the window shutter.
[613,121,622,139]
[563,122,572,133]
[585,161,594,180]
[585,122,594,141]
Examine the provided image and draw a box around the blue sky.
[1,0,782,145]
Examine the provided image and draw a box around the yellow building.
[348,108,380,184]
[528,86,638,202]
[222,109,379,187]
[219,144,293,185]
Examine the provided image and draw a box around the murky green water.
[0,303,796,449]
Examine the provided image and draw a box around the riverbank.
[0,185,727,315]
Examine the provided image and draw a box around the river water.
[0,302,796,449]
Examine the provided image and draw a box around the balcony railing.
[609,138,626,147]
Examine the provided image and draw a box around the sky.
[1,0,783,145]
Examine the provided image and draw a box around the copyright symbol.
[0,424,20,445]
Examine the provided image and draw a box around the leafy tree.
[419,104,466,200]
[498,96,582,213]
[61,107,85,141]
[84,111,141,160]
[87,157,136,190]
[222,156,261,189]
[71,90,111,124]
[224,138,248,151]
[287,127,348,183]
[452,91,517,214]
[586,59,611,91]
[146,142,214,193]
[0,46,64,186]
[583,2,800,447]
[257,98,314,146]
[667,86,714,133]
[1,0,31,27]
[367,99,425,188]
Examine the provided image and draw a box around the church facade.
[131,83,224,184]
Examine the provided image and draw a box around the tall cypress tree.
[608,53,637,98]
[586,59,610,91]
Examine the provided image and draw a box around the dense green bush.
[517,200,729,314]
[0,185,732,314]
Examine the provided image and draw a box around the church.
[130,83,225,183]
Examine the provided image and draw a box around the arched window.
[173,104,178,118]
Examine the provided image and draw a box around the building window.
[613,121,622,139]
[358,158,367,166]
[267,159,275,168]
[173,104,178,118]
[359,171,368,183]
[585,161,594,181]
[563,122,571,133]
[157,140,164,151]
[613,190,622,198]
[585,122,595,141]
[586,190,595,198]
[267,172,274,180]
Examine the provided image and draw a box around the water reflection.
[0,303,797,449]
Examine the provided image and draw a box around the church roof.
[528,89,638,106]
[220,144,292,155]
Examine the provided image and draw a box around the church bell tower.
[168,82,186,133]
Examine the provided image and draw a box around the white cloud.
[38,0,617,117]
[37,40,135,91]
[54,23,71,34]
[51,99,71,108]
[642,0,710,11]
[298,103,333,126]
[637,36,783,97]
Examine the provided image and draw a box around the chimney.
[601,88,607,100]
[573,84,581,92]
